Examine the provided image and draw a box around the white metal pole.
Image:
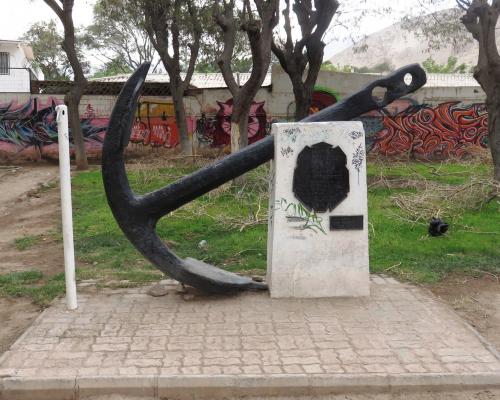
[56,105,78,310]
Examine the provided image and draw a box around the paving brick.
[303,364,324,374]
[92,344,129,352]
[1,276,499,390]
[283,364,304,374]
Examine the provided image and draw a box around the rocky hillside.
[329,10,485,70]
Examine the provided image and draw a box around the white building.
[0,39,40,93]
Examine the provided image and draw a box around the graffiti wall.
[0,92,489,161]
[359,100,488,159]
[131,99,180,148]
[0,96,183,160]
[0,97,107,160]
[0,95,269,158]
[195,98,268,147]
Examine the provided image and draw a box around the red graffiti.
[205,99,267,147]
[131,120,179,148]
[370,102,488,159]
[130,100,180,149]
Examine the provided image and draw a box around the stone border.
[2,372,500,400]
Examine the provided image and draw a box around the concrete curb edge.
[2,372,500,399]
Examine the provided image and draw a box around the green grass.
[67,159,499,286]
[366,160,500,281]
[71,164,269,282]
[2,159,495,307]
[14,235,42,251]
[367,161,492,185]
[0,270,65,306]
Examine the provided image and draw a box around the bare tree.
[214,0,279,153]
[138,0,202,155]
[272,0,339,121]
[43,0,88,170]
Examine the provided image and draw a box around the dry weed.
[390,177,498,225]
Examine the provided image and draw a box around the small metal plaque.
[330,215,364,231]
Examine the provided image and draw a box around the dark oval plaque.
[292,142,349,213]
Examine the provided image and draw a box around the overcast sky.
[0,0,456,66]
[1,0,95,40]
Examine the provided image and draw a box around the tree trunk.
[230,105,250,185]
[230,100,250,154]
[230,121,240,154]
[487,100,500,182]
[238,108,249,149]
[171,86,192,155]
[65,88,88,170]
[293,82,314,121]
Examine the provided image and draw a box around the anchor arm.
[138,63,427,219]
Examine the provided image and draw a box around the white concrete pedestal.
[267,122,370,298]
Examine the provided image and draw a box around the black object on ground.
[429,217,449,237]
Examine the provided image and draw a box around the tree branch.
[42,0,63,19]
[213,0,240,94]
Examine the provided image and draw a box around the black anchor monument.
[102,63,426,294]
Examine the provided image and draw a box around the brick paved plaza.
[0,276,499,399]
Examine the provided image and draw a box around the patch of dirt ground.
[0,297,39,354]
[0,164,63,275]
[0,163,62,353]
[429,273,500,351]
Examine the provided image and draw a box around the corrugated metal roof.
[92,72,272,89]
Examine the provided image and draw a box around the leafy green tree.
[321,62,353,73]
[422,56,469,73]
[193,4,254,74]
[321,61,394,74]
[354,62,394,74]
[21,20,89,80]
[214,0,279,154]
[91,56,133,79]
[85,0,160,72]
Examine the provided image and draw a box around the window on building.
[0,52,10,75]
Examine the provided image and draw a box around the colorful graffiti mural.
[0,92,489,161]
[360,101,488,159]
[0,96,183,160]
[195,98,268,147]
[0,97,107,160]
[130,99,180,148]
